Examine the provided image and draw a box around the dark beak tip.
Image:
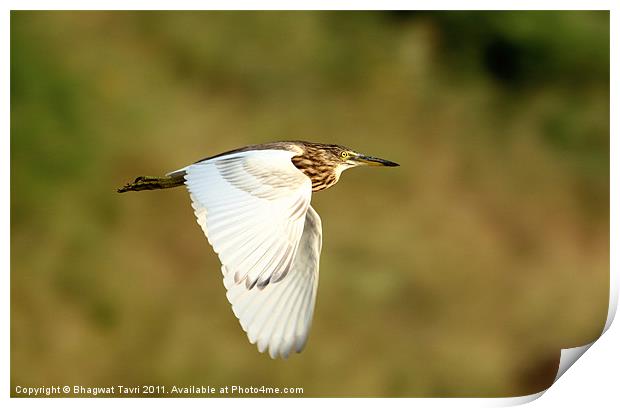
[378,158,399,167]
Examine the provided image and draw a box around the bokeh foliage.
[11,11,609,397]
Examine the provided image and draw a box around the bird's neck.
[290,156,337,192]
[291,157,352,192]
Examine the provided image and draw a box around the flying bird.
[118,141,398,358]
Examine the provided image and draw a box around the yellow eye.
[341,152,348,159]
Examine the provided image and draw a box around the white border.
[4,2,617,407]
[0,0,616,11]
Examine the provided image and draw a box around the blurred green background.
[11,11,609,397]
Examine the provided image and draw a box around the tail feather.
[117,175,185,193]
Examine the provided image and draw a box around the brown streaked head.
[290,141,399,192]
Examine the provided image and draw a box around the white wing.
[224,206,322,358]
[181,149,322,357]
[184,150,311,289]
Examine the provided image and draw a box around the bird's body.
[118,141,398,358]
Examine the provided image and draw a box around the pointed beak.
[353,154,400,167]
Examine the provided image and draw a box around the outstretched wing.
[224,206,322,358]
[180,149,322,357]
[184,150,312,289]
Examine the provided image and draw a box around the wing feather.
[180,150,322,358]
[184,150,311,289]
[223,206,322,358]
